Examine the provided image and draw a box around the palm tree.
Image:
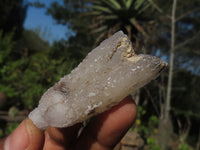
[87,0,155,44]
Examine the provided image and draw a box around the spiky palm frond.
[87,0,154,43]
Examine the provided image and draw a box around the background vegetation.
[0,0,199,150]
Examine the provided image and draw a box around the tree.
[47,0,158,53]
[0,29,78,111]
[157,1,177,150]
[87,0,157,50]
[47,0,95,58]
[146,0,200,149]
[0,0,28,39]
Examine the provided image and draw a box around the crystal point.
[29,31,167,130]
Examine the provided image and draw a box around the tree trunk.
[158,0,177,150]
[158,117,173,150]
[196,131,200,150]
[166,0,177,122]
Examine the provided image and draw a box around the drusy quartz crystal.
[29,31,167,130]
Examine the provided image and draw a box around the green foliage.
[0,30,14,64]
[0,0,28,39]
[47,0,95,57]
[178,144,193,150]
[146,137,161,150]
[0,29,79,110]
[148,115,158,130]
[134,106,149,135]
[8,106,19,117]
[15,29,50,52]
[5,123,19,136]
[87,0,156,44]
[0,30,16,98]
[148,116,158,126]
[135,106,159,137]
[137,105,147,118]
[172,70,200,119]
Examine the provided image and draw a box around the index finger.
[74,96,137,150]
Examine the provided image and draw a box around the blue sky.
[24,0,68,44]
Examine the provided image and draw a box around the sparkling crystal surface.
[29,31,167,130]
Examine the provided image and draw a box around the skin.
[0,96,137,150]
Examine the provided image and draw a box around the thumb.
[0,118,44,150]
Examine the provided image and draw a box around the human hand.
[0,96,137,150]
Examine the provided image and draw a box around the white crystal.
[88,92,96,97]
[131,68,137,71]
[29,31,167,130]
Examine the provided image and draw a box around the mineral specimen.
[29,31,167,130]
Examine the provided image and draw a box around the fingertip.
[2,118,44,150]
[75,96,137,149]
[96,96,137,147]
[25,118,44,149]
[115,96,137,125]
[95,96,137,128]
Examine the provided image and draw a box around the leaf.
[92,25,107,33]
[125,0,133,9]
[89,11,102,15]
[130,18,147,36]
[104,15,118,20]
[134,0,146,11]
[88,5,112,13]
[102,0,121,10]
[138,3,151,15]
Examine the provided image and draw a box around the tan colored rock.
[121,131,144,148]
